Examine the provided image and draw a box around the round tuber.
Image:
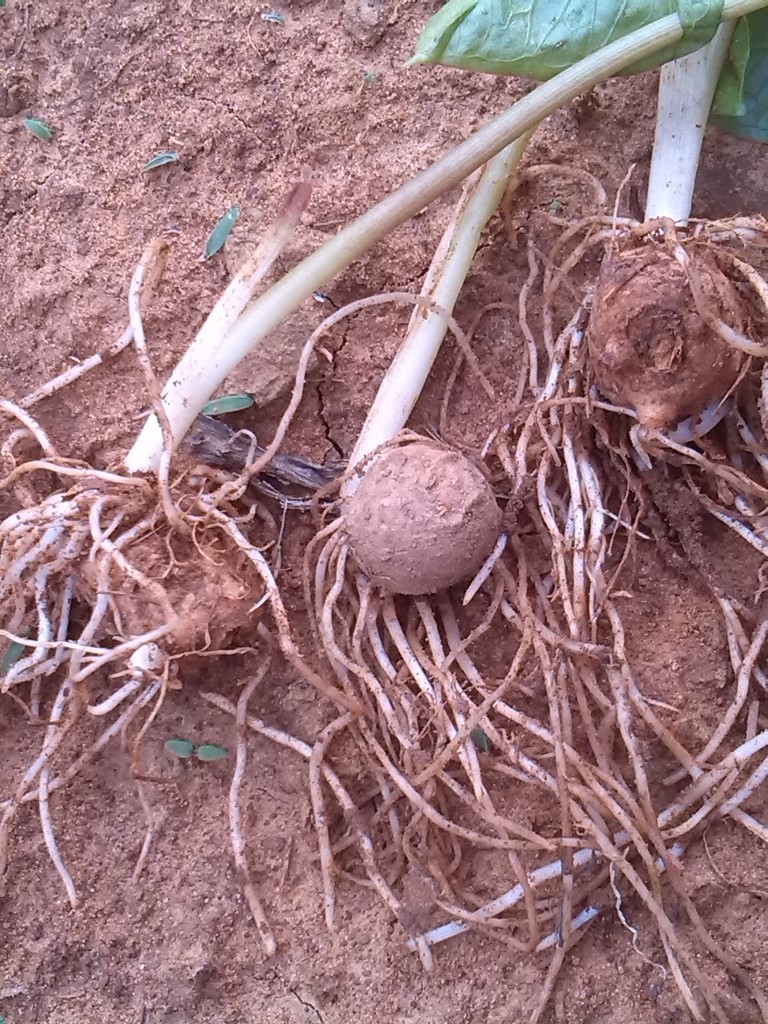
[343,440,502,596]
[588,247,745,429]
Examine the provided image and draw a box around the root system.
[4,176,768,1024]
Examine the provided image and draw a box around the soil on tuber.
[343,440,503,595]
[588,244,746,428]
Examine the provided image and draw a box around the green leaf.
[142,151,180,172]
[202,205,241,260]
[711,18,750,118]
[22,117,53,141]
[196,743,229,762]
[1,630,30,675]
[202,392,256,416]
[712,11,768,142]
[165,738,195,758]
[410,0,724,81]
[470,727,491,753]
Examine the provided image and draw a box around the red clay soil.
[2,2,768,1023]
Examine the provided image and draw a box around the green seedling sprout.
[196,743,229,761]
[202,206,241,261]
[470,727,491,753]
[142,151,180,172]
[165,738,229,761]
[22,118,53,141]
[0,636,29,676]
[201,393,256,416]
[164,738,195,757]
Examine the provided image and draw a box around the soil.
[2,2,768,1023]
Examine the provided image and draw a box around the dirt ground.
[2,2,768,1022]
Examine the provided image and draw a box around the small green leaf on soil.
[22,117,53,141]
[202,392,256,416]
[165,738,195,758]
[470,727,491,753]
[363,70,378,84]
[196,743,229,762]
[261,9,285,22]
[202,205,241,260]
[142,151,180,172]
[549,197,563,214]
[1,632,29,675]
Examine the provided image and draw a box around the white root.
[462,533,508,606]
[229,663,278,956]
[38,678,78,908]
[88,643,165,717]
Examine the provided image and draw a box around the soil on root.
[2,2,768,1023]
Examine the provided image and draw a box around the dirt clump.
[344,440,502,595]
[98,531,257,655]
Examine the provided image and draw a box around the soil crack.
[192,93,253,132]
[314,263,435,460]
[289,988,327,1024]
[316,319,351,461]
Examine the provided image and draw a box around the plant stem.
[645,24,736,223]
[343,133,532,493]
[125,0,763,474]
[192,173,313,359]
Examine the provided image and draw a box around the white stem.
[124,180,311,475]
[645,23,736,224]
[192,174,313,362]
[345,133,532,486]
[124,0,762,473]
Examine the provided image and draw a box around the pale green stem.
[343,133,533,494]
[646,23,737,223]
[193,178,310,356]
[125,0,764,474]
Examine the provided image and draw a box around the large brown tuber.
[588,247,745,428]
[344,440,502,596]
